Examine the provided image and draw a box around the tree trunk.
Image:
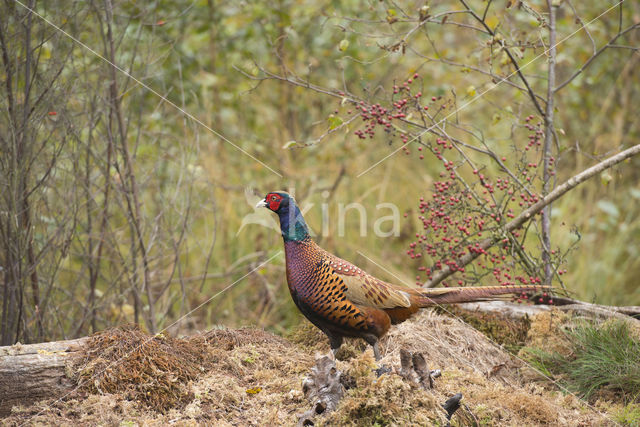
[0,337,88,416]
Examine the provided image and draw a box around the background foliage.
[1,0,638,343]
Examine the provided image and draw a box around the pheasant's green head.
[257,191,309,242]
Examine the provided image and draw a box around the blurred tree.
[0,0,638,344]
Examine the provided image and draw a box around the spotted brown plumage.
[257,192,551,360]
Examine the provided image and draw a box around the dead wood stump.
[297,356,344,426]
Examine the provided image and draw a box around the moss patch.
[2,311,622,426]
[442,305,532,353]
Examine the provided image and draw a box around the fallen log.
[456,301,551,320]
[550,296,640,319]
[456,300,640,322]
[0,337,88,416]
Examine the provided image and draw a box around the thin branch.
[424,144,640,287]
[458,0,546,116]
[481,0,494,22]
[555,23,640,92]
[405,48,547,104]
[541,1,558,286]
[104,0,156,332]
[565,0,596,55]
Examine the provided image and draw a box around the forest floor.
[1,309,634,426]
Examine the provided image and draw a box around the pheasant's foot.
[329,348,338,361]
[373,364,392,377]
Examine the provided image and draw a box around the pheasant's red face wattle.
[267,193,283,211]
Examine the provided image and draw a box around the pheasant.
[257,191,549,360]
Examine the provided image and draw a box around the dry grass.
[72,324,215,411]
[442,305,533,353]
[2,310,620,426]
[382,310,522,384]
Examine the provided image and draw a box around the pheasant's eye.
[271,195,278,201]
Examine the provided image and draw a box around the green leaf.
[338,39,349,51]
[386,9,398,24]
[486,16,500,30]
[466,85,477,97]
[282,140,298,149]
[328,114,343,130]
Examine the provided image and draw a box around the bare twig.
[425,144,640,287]
[458,0,546,116]
[555,23,640,92]
[541,1,558,286]
[565,0,596,55]
[104,0,156,332]
[406,50,547,104]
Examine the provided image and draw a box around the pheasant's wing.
[324,254,412,309]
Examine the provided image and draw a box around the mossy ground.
[2,310,628,426]
[439,305,532,354]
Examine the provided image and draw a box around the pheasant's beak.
[255,199,268,209]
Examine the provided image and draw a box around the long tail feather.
[410,285,551,307]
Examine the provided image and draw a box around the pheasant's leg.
[363,334,381,361]
[327,333,343,360]
[372,341,381,361]
[364,335,391,376]
[331,348,339,359]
